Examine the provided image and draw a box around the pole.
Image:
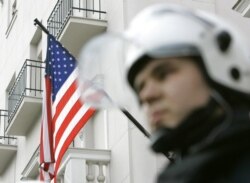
[121,108,150,138]
[34,18,50,35]
[33,17,171,160]
[33,18,152,140]
[121,108,173,161]
[33,18,151,138]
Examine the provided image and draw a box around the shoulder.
[156,148,250,183]
[230,152,250,183]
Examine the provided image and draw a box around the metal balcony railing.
[7,60,44,127]
[21,146,39,179]
[0,110,8,131]
[0,135,17,145]
[0,110,17,145]
[47,0,107,37]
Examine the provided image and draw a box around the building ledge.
[21,146,39,180]
[58,16,107,57]
[0,144,17,174]
[6,96,42,136]
[57,148,111,176]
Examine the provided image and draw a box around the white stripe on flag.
[54,104,90,159]
[42,81,52,162]
[53,84,80,139]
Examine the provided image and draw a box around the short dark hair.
[127,55,153,89]
[129,54,250,108]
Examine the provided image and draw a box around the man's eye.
[136,82,145,94]
[153,67,174,81]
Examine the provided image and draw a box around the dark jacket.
[157,109,250,183]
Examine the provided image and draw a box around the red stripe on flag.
[52,81,77,131]
[40,76,54,163]
[40,75,55,181]
[54,99,82,150]
[54,108,95,175]
[45,76,54,162]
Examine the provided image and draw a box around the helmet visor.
[77,32,200,109]
[77,33,139,109]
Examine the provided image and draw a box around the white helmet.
[125,4,250,97]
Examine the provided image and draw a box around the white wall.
[0,0,249,183]
[0,0,57,182]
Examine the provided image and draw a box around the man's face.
[134,57,211,132]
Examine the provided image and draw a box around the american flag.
[40,34,95,182]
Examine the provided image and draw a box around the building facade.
[0,0,249,182]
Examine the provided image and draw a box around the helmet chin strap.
[150,89,233,157]
[210,89,232,119]
[203,90,233,143]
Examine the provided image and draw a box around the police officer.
[78,3,250,183]
[124,4,250,183]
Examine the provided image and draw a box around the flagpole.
[33,18,151,138]
[34,17,172,161]
[33,18,152,139]
[121,108,150,138]
[122,108,174,161]
[34,18,50,35]
[34,17,153,145]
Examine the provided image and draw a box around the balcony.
[6,60,44,136]
[47,0,107,57]
[21,144,111,182]
[21,146,39,180]
[0,110,17,175]
[57,147,111,183]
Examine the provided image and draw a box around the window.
[6,0,17,37]
[11,0,17,15]
[30,27,42,60]
[232,0,250,17]
[5,74,15,130]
